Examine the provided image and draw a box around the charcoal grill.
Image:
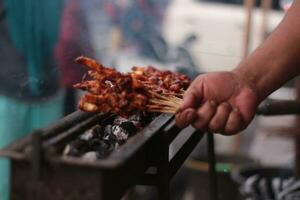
[0,111,218,200]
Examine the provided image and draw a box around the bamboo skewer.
[148,109,176,114]
[147,105,178,110]
[147,91,183,104]
[147,93,183,114]
[149,99,180,108]
[148,107,178,113]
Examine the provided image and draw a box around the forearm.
[233,0,300,101]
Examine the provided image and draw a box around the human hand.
[175,71,259,135]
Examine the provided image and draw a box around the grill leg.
[157,134,170,200]
[207,133,218,200]
[30,131,43,200]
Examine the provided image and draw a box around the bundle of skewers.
[74,56,191,117]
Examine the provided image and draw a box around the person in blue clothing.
[176,0,300,135]
[0,1,65,199]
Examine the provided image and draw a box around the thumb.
[180,87,202,111]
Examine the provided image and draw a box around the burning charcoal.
[112,142,119,149]
[80,130,94,141]
[90,139,109,151]
[80,125,104,141]
[103,125,113,140]
[108,132,118,144]
[63,139,90,157]
[128,112,144,122]
[111,125,129,144]
[129,111,152,125]
[63,144,73,156]
[103,125,119,146]
[119,121,137,136]
[95,141,115,158]
[93,125,105,137]
[151,113,159,120]
[113,116,128,125]
[103,140,119,150]
[81,151,99,161]
[97,150,111,159]
[88,138,102,148]
[129,120,142,129]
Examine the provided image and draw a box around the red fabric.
[56,0,94,87]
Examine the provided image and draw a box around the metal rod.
[169,131,204,179]
[207,133,218,200]
[295,78,300,178]
[43,114,106,150]
[157,132,170,200]
[257,100,300,116]
[295,138,300,178]
[42,111,97,140]
[30,130,43,200]
[163,120,181,144]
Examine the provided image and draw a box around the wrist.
[232,66,264,102]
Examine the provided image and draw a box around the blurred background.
[0,0,298,199]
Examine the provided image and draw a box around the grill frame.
[0,111,218,200]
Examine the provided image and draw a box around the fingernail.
[210,100,216,107]
[222,102,231,108]
[233,107,239,112]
